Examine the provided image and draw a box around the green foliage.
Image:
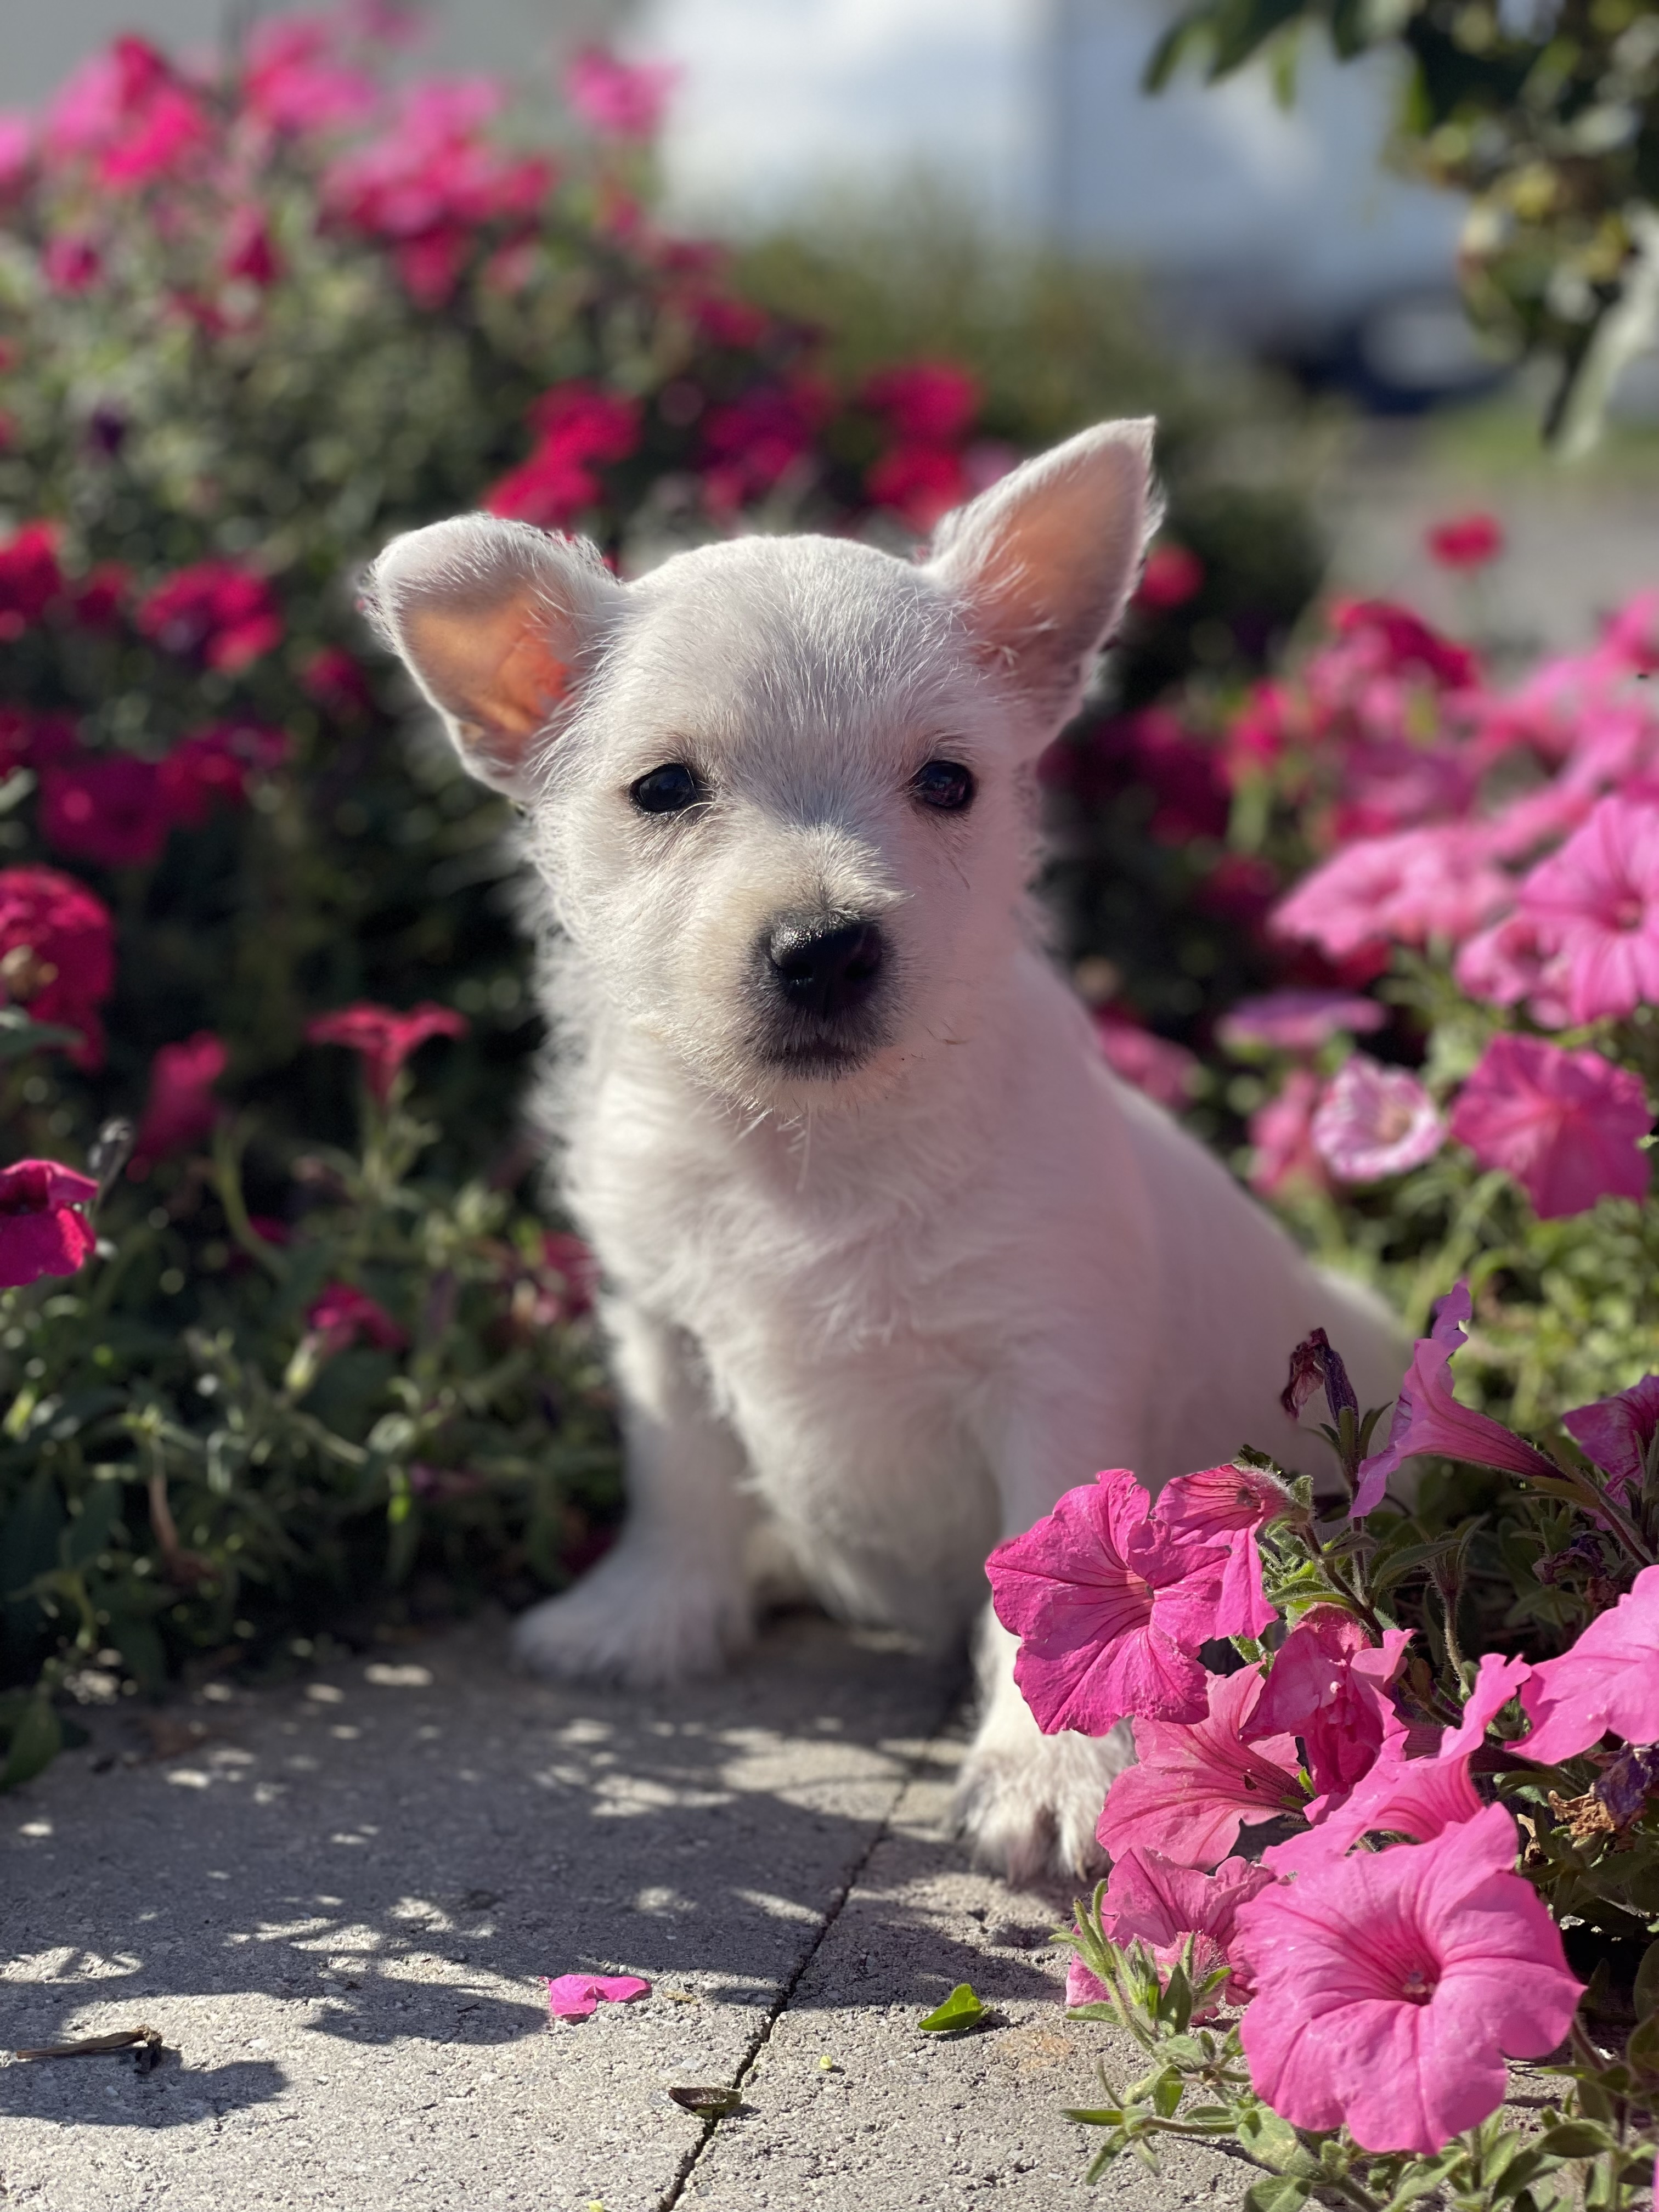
[1147,0,1659,450]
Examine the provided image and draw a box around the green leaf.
[1,1696,62,1789]
[1235,2105,1306,2168]
[61,1480,124,1571]
[0,1010,83,1062]
[1534,2123,1613,2158]
[1624,2010,1659,2079]
[1633,1937,1659,2023]
[1243,2175,1311,2212]
[917,1983,986,2034]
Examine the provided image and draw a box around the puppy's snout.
[766,915,885,1022]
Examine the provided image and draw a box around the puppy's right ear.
[363,516,622,797]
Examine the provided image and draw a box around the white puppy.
[366,421,1403,1881]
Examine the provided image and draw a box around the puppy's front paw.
[512,1544,753,1689]
[955,1723,1132,1888]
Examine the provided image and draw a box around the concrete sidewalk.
[0,1615,1234,2212]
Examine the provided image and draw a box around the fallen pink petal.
[545,1973,652,2021]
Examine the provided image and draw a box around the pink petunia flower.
[860,362,979,445]
[0,865,115,1069]
[1311,1056,1444,1184]
[1562,1376,1659,1502]
[0,522,66,639]
[1093,1012,1200,1109]
[486,382,641,530]
[1266,1651,1531,1875]
[1218,990,1384,1056]
[306,1283,405,1357]
[1234,1803,1582,2154]
[1245,1607,1412,1801]
[0,1159,99,1289]
[562,47,678,139]
[1425,514,1504,571]
[1352,1280,1560,1515]
[546,1971,651,2019]
[129,1034,227,1176]
[1271,826,1509,962]
[1248,1068,1328,1199]
[1152,1463,1291,1641]
[1453,911,1572,1030]
[1135,542,1205,612]
[1447,1034,1651,1221]
[39,753,172,871]
[1097,1664,1307,1870]
[986,1470,1229,1737]
[865,444,970,532]
[1080,1847,1275,2013]
[157,723,289,829]
[306,1001,468,1104]
[1508,1562,1659,1767]
[1519,796,1659,1023]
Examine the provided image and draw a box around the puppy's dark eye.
[911,759,975,813]
[631,763,703,815]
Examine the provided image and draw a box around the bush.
[0,14,1327,1780]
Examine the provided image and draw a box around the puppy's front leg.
[955,1398,1140,1884]
[513,1300,755,1688]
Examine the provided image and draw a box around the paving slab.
[0,1616,957,2212]
[680,1736,1235,2212]
[0,1616,1233,2212]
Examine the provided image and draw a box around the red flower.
[699,380,830,511]
[0,523,65,640]
[1426,513,1504,571]
[0,1159,99,1289]
[302,647,375,718]
[40,753,171,869]
[1136,541,1205,612]
[70,563,131,630]
[486,383,642,529]
[860,362,979,445]
[222,205,282,289]
[307,1001,468,1103]
[157,723,289,828]
[1326,598,1479,692]
[562,47,679,139]
[866,445,968,531]
[42,234,103,294]
[0,865,115,1068]
[306,1282,405,1356]
[137,560,284,673]
[46,38,207,192]
[130,1032,225,1176]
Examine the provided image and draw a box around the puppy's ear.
[363,516,622,796]
[926,419,1158,730]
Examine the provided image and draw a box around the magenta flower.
[1153,1463,1291,1641]
[1135,541,1206,612]
[545,1972,651,2019]
[1311,1056,1444,1183]
[40,753,171,871]
[1449,1034,1651,1222]
[0,865,115,1069]
[136,560,283,673]
[1453,911,1572,1031]
[1247,1068,1328,1198]
[1426,513,1504,571]
[987,1470,1230,1736]
[1218,989,1385,1056]
[1562,1376,1659,1501]
[0,522,65,637]
[860,362,979,445]
[0,1159,99,1289]
[306,1283,406,1357]
[562,46,678,139]
[1235,1804,1582,2153]
[1352,1281,1561,1517]
[1097,1664,1307,1870]
[1093,1012,1200,1109]
[307,1001,468,1104]
[1508,1564,1659,1766]
[1520,797,1659,1023]
[158,723,290,830]
[1267,1652,1532,1875]
[1089,1848,1276,2012]
[1246,1607,1413,1800]
[486,382,642,529]
[130,1033,226,1176]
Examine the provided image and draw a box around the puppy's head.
[366,420,1155,1113]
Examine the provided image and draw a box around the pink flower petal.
[545,1972,651,2020]
[1508,1562,1659,1766]
[1097,1665,1306,1870]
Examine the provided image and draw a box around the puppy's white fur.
[366,422,1404,1884]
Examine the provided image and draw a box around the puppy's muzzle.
[753,911,889,1072]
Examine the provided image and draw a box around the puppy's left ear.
[926,419,1158,732]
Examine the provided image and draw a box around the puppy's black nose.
[766,916,885,1021]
